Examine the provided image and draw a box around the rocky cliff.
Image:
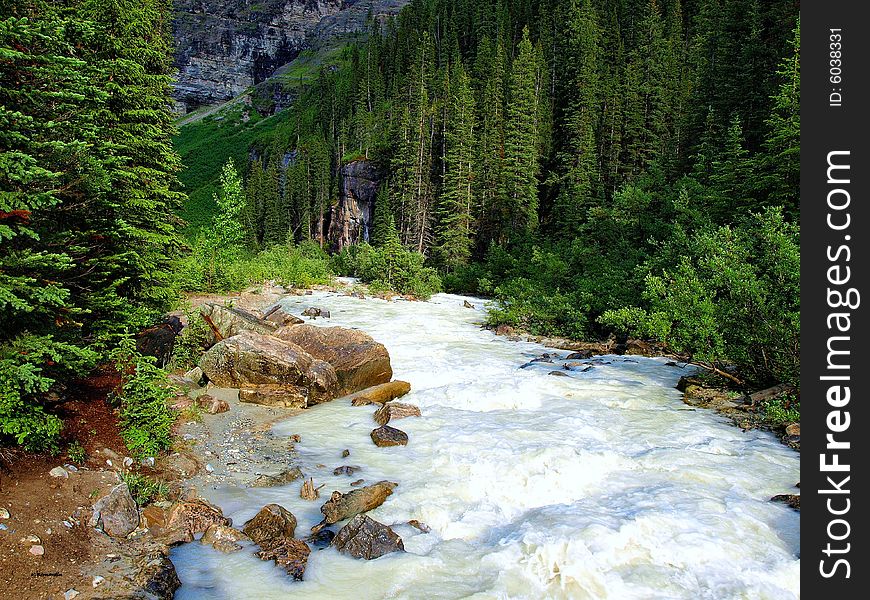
[328,160,380,251]
[172,0,409,113]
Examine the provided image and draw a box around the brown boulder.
[201,525,249,553]
[199,331,339,407]
[163,499,231,544]
[256,538,311,580]
[273,325,392,397]
[370,425,409,447]
[350,381,412,406]
[242,504,297,549]
[312,481,398,533]
[195,394,229,415]
[373,402,421,426]
[332,514,404,560]
[771,494,800,511]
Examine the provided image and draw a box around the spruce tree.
[503,27,540,237]
[434,60,476,270]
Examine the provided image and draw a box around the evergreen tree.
[502,27,540,236]
[434,60,476,270]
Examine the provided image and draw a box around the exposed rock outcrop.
[328,160,380,251]
[172,1,410,113]
[199,331,339,406]
[200,303,277,344]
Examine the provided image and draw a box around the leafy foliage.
[110,339,176,458]
[332,240,442,299]
[120,471,169,506]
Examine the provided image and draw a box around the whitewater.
[172,290,800,599]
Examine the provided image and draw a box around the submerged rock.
[370,425,409,447]
[242,504,298,549]
[89,483,140,538]
[373,402,421,426]
[250,467,304,488]
[256,538,311,580]
[771,494,800,511]
[350,380,411,406]
[331,514,404,560]
[200,331,339,406]
[304,529,336,548]
[273,325,392,397]
[312,481,398,533]
[201,524,249,553]
[333,465,362,476]
[302,307,331,318]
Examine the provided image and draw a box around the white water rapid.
[172,290,800,599]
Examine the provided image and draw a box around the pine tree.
[502,27,540,237]
[434,60,476,270]
[552,0,600,237]
[370,183,393,247]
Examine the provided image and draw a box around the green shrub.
[600,207,799,387]
[332,242,442,299]
[764,394,800,425]
[66,440,87,465]
[110,339,176,458]
[169,304,212,371]
[0,336,98,452]
[120,472,169,506]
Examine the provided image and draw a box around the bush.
[764,394,800,425]
[120,472,169,506]
[600,207,799,387]
[332,242,442,299]
[110,339,176,458]
[0,336,98,452]
[174,240,333,293]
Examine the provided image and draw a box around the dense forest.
[233,0,800,383]
[1,0,800,453]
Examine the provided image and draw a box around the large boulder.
[200,303,278,344]
[273,325,392,397]
[350,380,411,406]
[242,504,298,549]
[332,514,404,560]
[262,304,305,328]
[89,483,140,538]
[312,481,398,533]
[199,331,339,406]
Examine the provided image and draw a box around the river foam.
[172,291,800,599]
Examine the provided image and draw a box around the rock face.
[328,160,380,251]
[274,325,392,397]
[331,514,404,560]
[172,1,411,113]
[199,331,339,405]
[312,480,397,533]
[90,484,140,538]
[370,425,409,447]
[350,380,411,406]
[242,504,298,547]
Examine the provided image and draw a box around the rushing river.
[172,290,800,599]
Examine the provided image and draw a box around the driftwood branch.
[201,313,224,342]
